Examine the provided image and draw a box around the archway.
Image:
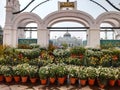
[43,10,95,47]
[11,12,42,47]
[96,12,120,48]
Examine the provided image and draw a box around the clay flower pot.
[88,78,95,86]
[80,79,87,86]
[14,76,20,83]
[58,77,65,85]
[70,77,77,85]
[30,78,37,84]
[0,75,4,82]
[21,76,28,83]
[49,77,56,84]
[5,76,12,83]
[109,80,116,86]
[40,79,47,85]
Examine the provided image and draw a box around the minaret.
[5,0,20,26]
[4,0,20,46]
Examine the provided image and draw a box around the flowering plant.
[87,67,97,79]
[56,64,68,77]
[107,68,118,80]
[100,54,112,67]
[28,65,38,78]
[1,65,13,76]
[17,63,30,77]
[12,66,21,76]
[47,64,57,78]
[77,67,87,80]
[53,49,70,58]
[39,66,49,79]
[97,67,108,85]
[68,65,78,78]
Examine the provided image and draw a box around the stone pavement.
[0,83,120,90]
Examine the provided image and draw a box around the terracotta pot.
[40,79,47,85]
[49,77,56,84]
[14,76,20,82]
[109,80,116,86]
[80,79,87,86]
[30,78,37,84]
[21,76,28,83]
[118,79,120,86]
[97,79,107,89]
[99,84,105,89]
[5,76,12,83]
[0,75,4,82]
[70,77,76,85]
[88,79,95,86]
[58,77,65,85]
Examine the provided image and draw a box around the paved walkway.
[0,83,120,90]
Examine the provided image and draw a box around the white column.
[12,29,18,47]
[87,28,100,48]
[3,29,12,46]
[37,29,49,48]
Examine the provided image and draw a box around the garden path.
[0,83,120,90]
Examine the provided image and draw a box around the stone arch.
[12,12,42,46]
[43,10,95,28]
[96,11,120,28]
[42,10,98,48]
[12,12,42,29]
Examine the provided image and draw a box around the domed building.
[52,32,82,47]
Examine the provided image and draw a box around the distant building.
[51,32,82,47]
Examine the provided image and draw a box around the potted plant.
[68,66,78,85]
[87,67,97,86]
[0,65,4,81]
[117,68,120,86]
[97,67,108,88]
[1,65,13,83]
[12,66,21,82]
[56,64,68,85]
[48,64,57,84]
[108,68,118,86]
[100,54,112,67]
[77,67,88,86]
[28,65,38,83]
[39,66,49,85]
[17,63,30,83]
[70,46,85,58]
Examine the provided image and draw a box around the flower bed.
[0,46,120,88]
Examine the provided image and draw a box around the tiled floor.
[0,82,120,90]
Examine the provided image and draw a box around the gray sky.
[0,0,119,39]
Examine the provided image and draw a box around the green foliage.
[55,64,68,77]
[1,65,13,76]
[28,66,38,78]
[77,67,87,79]
[39,66,49,79]
[68,65,78,78]
[70,46,86,55]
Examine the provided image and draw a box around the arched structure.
[3,0,120,48]
[96,11,120,27]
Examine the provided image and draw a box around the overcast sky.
[0,0,119,39]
